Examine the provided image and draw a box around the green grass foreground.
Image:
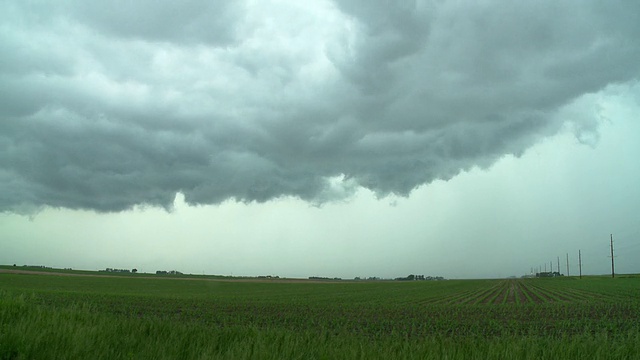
[1,271,639,359]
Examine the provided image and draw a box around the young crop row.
[12,290,637,340]
[436,277,640,306]
[0,276,640,339]
[3,276,636,339]
[2,273,640,359]
[3,293,637,360]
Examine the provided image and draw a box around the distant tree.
[132,268,138,273]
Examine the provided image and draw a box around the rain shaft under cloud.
[1,0,640,212]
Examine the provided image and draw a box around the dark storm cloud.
[1,0,639,212]
[71,1,241,46]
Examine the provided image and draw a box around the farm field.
[1,269,639,359]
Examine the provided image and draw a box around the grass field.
[1,268,639,359]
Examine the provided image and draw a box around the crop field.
[1,269,639,359]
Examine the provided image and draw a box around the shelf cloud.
[1,0,639,212]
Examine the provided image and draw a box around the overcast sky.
[1,0,639,279]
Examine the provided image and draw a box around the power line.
[614,240,640,252]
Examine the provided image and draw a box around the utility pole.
[610,234,615,278]
[578,250,582,279]
[550,261,553,273]
[566,253,569,277]
[557,257,560,275]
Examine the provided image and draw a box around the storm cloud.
[1,0,639,212]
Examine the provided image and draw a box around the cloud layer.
[1,0,639,212]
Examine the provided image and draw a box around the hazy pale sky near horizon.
[1,1,639,279]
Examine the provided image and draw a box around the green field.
[1,269,639,359]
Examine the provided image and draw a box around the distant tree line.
[100,268,136,273]
[156,270,182,275]
[309,276,342,280]
[395,274,444,281]
[20,265,52,269]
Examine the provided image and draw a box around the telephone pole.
[557,256,560,275]
[610,234,615,278]
[578,250,582,279]
[566,253,569,277]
